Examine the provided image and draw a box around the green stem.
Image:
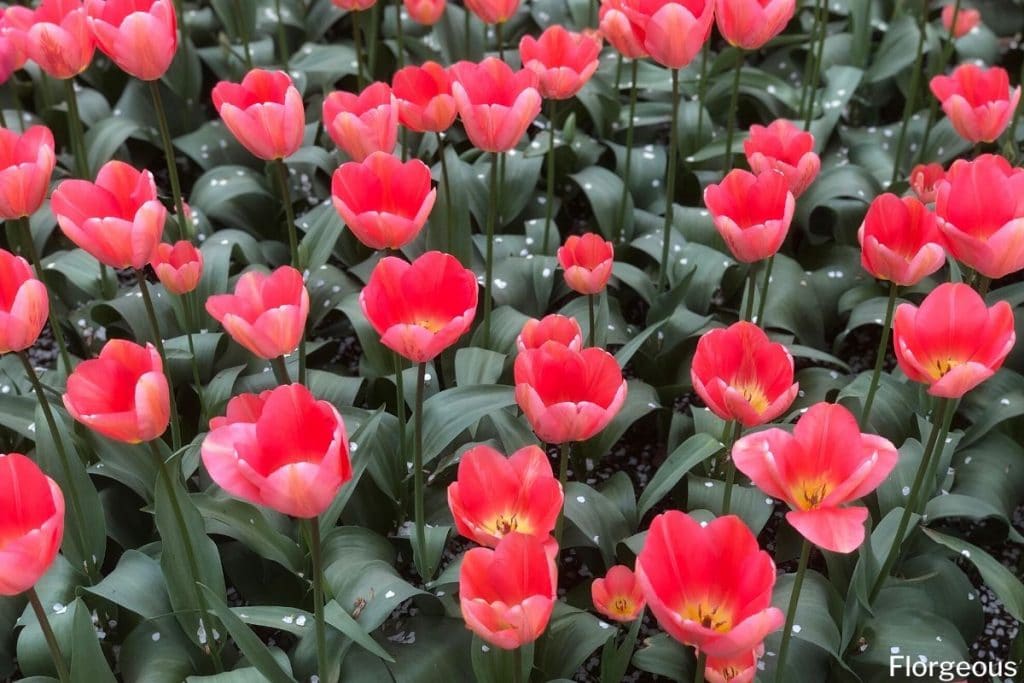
[135,270,181,450]
[889,4,928,185]
[272,160,300,268]
[554,441,572,545]
[9,78,23,131]
[720,420,741,515]
[367,2,380,76]
[274,0,290,68]
[914,0,962,166]
[148,81,191,241]
[742,263,757,322]
[513,645,524,683]
[723,51,744,169]
[614,53,623,91]
[614,59,639,245]
[270,355,291,385]
[482,152,500,347]
[185,328,208,424]
[695,43,710,141]
[755,255,775,325]
[16,218,72,372]
[775,539,812,683]
[694,651,707,683]
[976,275,991,298]
[307,517,328,681]
[803,1,828,130]
[437,133,459,262]
[1010,57,1024,161]
[588,294,596,347]
[61,79,89,179]
[393,352,407,510]
[463,5,472,60]
[914,399,956,516]
[496,21,504,61]
[799,0,826,123]
[860,281,898,428]
[542,98,558,252]
[353,10,365,90]
[233,0,254,69]
[394,0,405,68]
[413,362,428,579]
[658,69,680,290]
[27,588,70,683]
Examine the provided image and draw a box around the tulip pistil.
[930,357,963,380]
[735,382,770,414]
[796,479,832,510]
[682,601,732,632]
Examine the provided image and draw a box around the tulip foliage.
[0,0,1023,682]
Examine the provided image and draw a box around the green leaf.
[82,550,171,620]
[571,166,634,241]
[637,433,721,517]
[922,529,1024,622]
[69,597,117,683]
[324,600,395,662]
[454,348,507,387]
[198,585,296,683]
[420,385,517,465]
[192,493,304,572]
[533,604,611,680]
[563,482,631,566]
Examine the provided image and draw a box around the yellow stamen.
[792,478,833,510]
[733,382,770,414]
[681,601,732,632]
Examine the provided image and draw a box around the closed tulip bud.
[517,314,583,352]
[930,64,1021,144]
[0,125,55,220]
[0,248,49,354]
[323,82,399,161]
[743,120,820,198]
[331,151,436,250]
[519,25,602,100]
[591,565,646,622]
[205,266,310,360]
[212,69,305,161]
[715,0,795,50]
[150,241,203,295]
[450,57,541,153]
[51,160,165,269]
[85,0,177,81]
[733,402,898,553]
[598,0,648,59]
[617,0,713,69]
[941,5,981,38]
[4,0,94,79]
[704,169,795,263]
[404,0,445,24]
[0,453,64,596]
[63,339,170,443]
[858,194,946,286]
[909,162,944,204]
[557,233,614,295]
[463,0,519,24]
[392,61,457,133]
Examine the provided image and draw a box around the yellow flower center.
[417,318,445,333]
[929,357,963,380]
[488,512,530,537]
[793,478,833,510]
[612,597,635,619]
[681,601,732,632]
[734,381,770,414]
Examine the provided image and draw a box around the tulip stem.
[16,218,73,373]
[693,652,706,683]
[554,441,572,546]
[1011,59,1024,162]
[755,255,775,325]
[270,355,291,385]
[775,538,811,683]
[437,133,459,263]
[394,0,405,68]
[413,361,429,579]
[588,294,596,347]
[799,0,826,126]
[889,4,927,186]
[463,7,472,60]
[482,152,500,347]
[232,0,254,69]
[183,292,209,424]
[720,420,741,515]
[274,0,290,68]
[513,646,523,683]
[695,43,710,142]
[148,81,191,242]
[868,397,953,603]
[367,2,380,76]
[614,59,639,245]
[496,21,505,61]
[803,0,828,130]
[135,270,182,451]
[741,264,757,322]
[353,10,365,90]
[272,160,301,268]
[976,276,991,298]
[723,51,745,170]
[61,79,90,179]
[658,69,680,291]
[542,99,559,252]
[860,281,898,429]
[913,0,962,167]
[16,351,96,582]
[27,587,70,683]
[306,517,329,682]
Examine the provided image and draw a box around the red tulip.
[201,384,352,518]
[599,0,648,59]
[519,25,602,100]
[404,0,445,24]
[150,240,203,295]
[715,0,794,50]
[691,322,798,427]
[934,154,1024,279]
[0,10,28,85]
[463,0,518,24]
[617,0,713,69]
[211,69,305,161]
[706,649,759,683]
[322,82,399,161]
[206,266,309,360]
[63,339,170,443]
[636,512,784,658]
[929,64,1021,144]
[360,251,477,363]
[447,445,563,547]
[4,0,94,79]
[733,402,898,553]
[893,282,1014,398]
[942,5,981,38]
[450,58,541,153]
[331,151,436,250]
[743,120,820,198]
[0,453,64,596]
[0,125,55,220]
[51,160,166,269]
[459,532,557,649]
[392,61,457,133]
[909,162,944,204]
[514,342,627,444]
[517,314,583,352]
[557,233,614,295]
[704,169,795,263]
[85,0,177,81]
[857,194,946,286]
[332,0,377,9]
[0,248,49,354]
[591,565,646,622]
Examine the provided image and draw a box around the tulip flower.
[206,266,310,360]
[359,251,478,363]
[591,565,646,622]
[322,82,399,161]
[447,445,563,547]
[450,58,542,153]
[517,314,583,352]
[63,339,170,443]
[929,64,1021,144]
[50,160,166,269]
[705,649,759,683]
[557,233,614,295]
[0,453,64,596]
[404,0,445,24]
[85,0,177,80]
[459,532,557,649]
[150,241,203,295]
[691,322,799,427]
[0,125,55,220]
[857,194,946,286]
[733,402,899,553]
[598,0,647,58]
[934,154,1024,279]
[201,384,352,518]
[331,152,436,250]
[463,0,519,24]
[4,0,94,79]
[519,25,602,100]
[743,120,820,198]
[615,0,713,69]
[0,10,28,85]
[636,512,784,658]
[893,282,1014,398]
[212,69,305,162]
[942,5,981,38]
[909,162,944,204]
[0,248,49,355]
[332,0,377,9]
[704,169,795,263]
[392,61,457,133]
[514,342,627,444]
[715,0,795,50]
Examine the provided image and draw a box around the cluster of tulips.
[0,0,1021,680]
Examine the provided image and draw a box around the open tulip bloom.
[0,125,56,220]
[212,69,306,162]
[0,453,64,596]
[391,61,457,133]
[449,58,542,153]
[4,0,95,80]
[743,120,820,198]
[715,0,795,51]
[0,248,49,355]
[858,193,946,287]
[519,25,602,101]
[85,0,177,81]
[704,168,795,264]
[929,64,1021,144]
[323,82,399,161]
[591,564,646,622]
[517,314,583,352]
